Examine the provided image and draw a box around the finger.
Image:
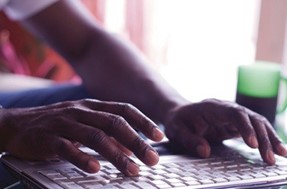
[171,123,211,158]
[250,116,275,165]
[61,124,141,176]
[265,122,287,157]
[184,113,209,136]
[40,99,164,142]
[58,109,160,166]
[59,118,158,175]
[81,99,164,141]
[227,107,259,148]
[51,137,100,173]
[110,137,133,156]
[93,113,160,166]
[211,123,240,140]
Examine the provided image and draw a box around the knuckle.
[64,105,77,113]
[62,101,76,108]
[256,115,268,123]
[63,106,83,115]
[80,98,98,105]
[131,137,149,156]
[120,103,136,114]
[53,139,69,153]
[229,105,241,113]
[202,98,221,107]
[78,98,89,106]
[203,98,218,103]
[111,115,128,129]
[111,151,129,172]
[250,113,269,125]
[227,105,246,117]
[258,136,271,148]
[80,98,91,103]
[88,129,107,145]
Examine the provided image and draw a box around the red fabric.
[0,0,159,82]
[0,11,75,81]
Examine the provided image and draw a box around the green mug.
[235,61,287,125]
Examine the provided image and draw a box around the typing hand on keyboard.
[0,99,164,176]
[163,98,287,165]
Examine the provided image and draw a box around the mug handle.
[277,76,287,113]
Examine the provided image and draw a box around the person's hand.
[0,99,164,176]
[164,98,287,165]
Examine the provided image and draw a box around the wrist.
[0,107,9,153]
[0,106,4,153]
[157,97,189,125]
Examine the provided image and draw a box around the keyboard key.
[151,180,172,188]
[147,175,165,180]
[134,181,158,189]
[100,185,122,189]
[165,173,180,178]
[170,182,187,187]
[165,178,182,183]
[199,179,215,184]
[225,176,241,181]
[79,181,104,189]
[238,175,254,180]
[262,171,278,177]
[44,173,66,180]
[35,143,287,189]
[250,173,266,178]
[212,178,228,183]
[185,180,201,186]
[195,175,213,180]
[60,182,84,189]
[181,176,197,182]
[152,169,169,175]
[119,183,139,189]
[139,171,153,176]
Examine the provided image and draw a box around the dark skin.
[0,99,164,176]
[0,0,286,176]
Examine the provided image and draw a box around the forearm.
[0,107,4,153]
[73,31,189,122]
[21,0,188,123]
[0,108,12,153]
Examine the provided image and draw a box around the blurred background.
[0,0,286,102]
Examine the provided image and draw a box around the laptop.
[2,138,287,189]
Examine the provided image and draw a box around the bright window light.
[104,0,261,102]
[158,0,260,102]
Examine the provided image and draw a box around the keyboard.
[38,145,287,189]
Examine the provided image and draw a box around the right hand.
[0,99,164,176]
[163,99,287,165]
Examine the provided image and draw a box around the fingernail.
[153,127,164,140]
[127,162,139,176]
[267,150,275,164]
[196,144,209,158]
[88,160,100,173]
[145,150,159,166]
[277,144,287,157]
[249,136,258,148]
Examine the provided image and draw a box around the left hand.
[0,99,164,176]
[164,98,287,165]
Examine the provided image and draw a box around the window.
[97,0,261,101]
